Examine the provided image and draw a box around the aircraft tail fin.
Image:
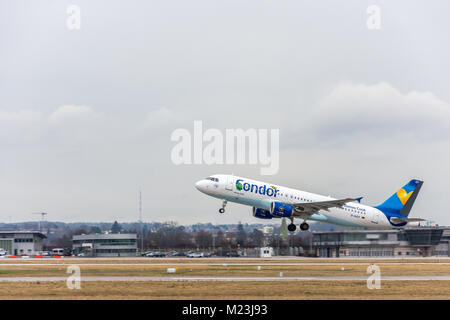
[375,179,423,217]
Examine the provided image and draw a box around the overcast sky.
[1,1,450,225]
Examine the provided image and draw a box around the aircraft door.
[370,211,380,226]
[225,176,234,191]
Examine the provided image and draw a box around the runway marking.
[0,276,450,282]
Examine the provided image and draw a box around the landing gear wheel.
[219,199,227,214]
[300,222,309,231]
[288,224,296,232]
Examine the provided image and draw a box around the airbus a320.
[195,174,425,231]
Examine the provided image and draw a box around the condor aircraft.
[195,175,426,231]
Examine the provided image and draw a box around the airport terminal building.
[312,227,448,258]
[72,233,138,257]
[0,231,46,256]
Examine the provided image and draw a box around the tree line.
[19,220,313,251]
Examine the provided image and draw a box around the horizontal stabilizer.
[389,217,426,224]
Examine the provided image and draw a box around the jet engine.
[252,207,273,219]
[270,201,293,217]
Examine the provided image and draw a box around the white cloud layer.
[309,82,450,143]
[48,105,99,125]
[2,81,449,225]
[1,1,450,226]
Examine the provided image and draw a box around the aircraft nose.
[196,179,212,193]
[195,180,205,191]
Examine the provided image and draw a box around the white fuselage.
[196,174,399,229]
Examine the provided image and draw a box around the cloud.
[145,107,184,127]
[273,83,450,224]
[0,110,44,145]
[291,82,450,147]
[48,105,100,125]
[0,110,43,126]
[133,107,189,138]
[0,105,102,146]
[2,84,449,225]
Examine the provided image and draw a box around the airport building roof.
[312,227,449,234]
[73,233,137,240]
[0,231,46,239]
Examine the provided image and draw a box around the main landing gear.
[288,217,297,232]
[287,218,309,232]
[219,200,227,214]
[300,222,309,231]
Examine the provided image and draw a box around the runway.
[1,262,450,267]
[1,275,450,282]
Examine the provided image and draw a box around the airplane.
[195,174,426,231]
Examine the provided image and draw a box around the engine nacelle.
[252,207,273,219]
[270,201,293,217]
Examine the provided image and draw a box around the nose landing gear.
[219,200,227,214]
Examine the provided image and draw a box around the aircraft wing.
[291,198,361,215]
[389,217,426,224]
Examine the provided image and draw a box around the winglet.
[355,197,363,203]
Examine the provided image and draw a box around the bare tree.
[194,230,212,249]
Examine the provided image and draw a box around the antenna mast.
[32,212,47,233]
[139,188,144,253]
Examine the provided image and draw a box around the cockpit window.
[205,177,219,182]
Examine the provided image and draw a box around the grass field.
[1,258,450,277]
[1,263,450,277]
[0,281,449,300]
[0,258,449,299]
